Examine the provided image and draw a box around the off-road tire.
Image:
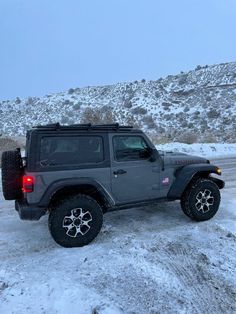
[48,194,103,247]
[180,196,193,218]
[181,179,221,221]
[1,150,23,200]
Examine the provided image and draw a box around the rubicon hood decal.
[175,159,203,165]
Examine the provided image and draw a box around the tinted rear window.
[40,136,104,166]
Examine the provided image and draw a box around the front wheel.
[48,194,103,247]
[181,179,221,221]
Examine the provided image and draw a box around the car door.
[109,133,161,203]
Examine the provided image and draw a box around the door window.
[113,136,151,161]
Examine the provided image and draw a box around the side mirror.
[149,148,159,162]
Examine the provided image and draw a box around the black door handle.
[113,169,127,175]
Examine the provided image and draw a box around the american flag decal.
[162,177,170,185]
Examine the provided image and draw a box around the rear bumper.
[15,199,47,220]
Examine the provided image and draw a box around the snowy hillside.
[0,62,236,141]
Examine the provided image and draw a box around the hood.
[158,150,209,167]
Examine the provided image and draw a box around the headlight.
[216,168,222,175]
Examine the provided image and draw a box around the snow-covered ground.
[157,143,236,158]
[0,157,236,314]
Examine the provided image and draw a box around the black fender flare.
[167,164,224,199]
[38,177,115,208]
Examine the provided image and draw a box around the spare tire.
[1,150,23,200]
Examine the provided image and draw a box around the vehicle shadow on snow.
[1,201,187,256]
[103,200,189,227]
[5,198,229,254]
[4,201,189,252]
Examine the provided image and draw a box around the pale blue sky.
[0,0,235,99]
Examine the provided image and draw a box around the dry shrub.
[200,132,218,143]
[175,132,198,144]
[146,132,171,145]
[123,114,140,129]
[0,137,20,167]
[81,106,116,124]
[0,137,19,152]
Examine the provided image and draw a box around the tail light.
[22,175,34,193]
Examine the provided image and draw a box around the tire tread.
[1,150,23,200]
[180,178,221,221]
[48,194,103,247]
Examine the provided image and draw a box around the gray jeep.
[1,123,224,247]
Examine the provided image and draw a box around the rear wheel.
[1,150,23,200]
[48,194,103,247]
[181,179,221,221]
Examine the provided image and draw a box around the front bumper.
[15,199,47,220]
[209,176,225,189]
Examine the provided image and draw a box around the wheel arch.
[38,178,114,212]
[168,164,224,200]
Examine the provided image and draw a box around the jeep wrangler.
[1,123,224,247]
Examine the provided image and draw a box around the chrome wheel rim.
[62,208,92,238]
[195,189,214,213]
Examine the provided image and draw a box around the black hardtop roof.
[30,123,142,133]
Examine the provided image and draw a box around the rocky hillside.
[0,62,235,142]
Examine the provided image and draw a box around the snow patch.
[157,143,236,158]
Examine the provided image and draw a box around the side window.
[40,136,104,166]
[113,136,151,162]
